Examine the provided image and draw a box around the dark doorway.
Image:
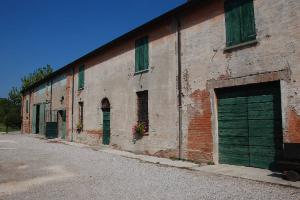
[101,98,110,145]
[36,104,40,134]
[57,110,66,139]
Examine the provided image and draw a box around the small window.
[78,65,85,90]
[78,102,84,129]
[225,0,256,47]
[137,91,148,132]
[26,100,29,113]
[135,37,149,73]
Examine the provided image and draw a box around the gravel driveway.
[0,133,299,200]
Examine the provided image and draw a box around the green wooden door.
[102,111,110,145]
[32,105,36,134]
[217,82,282,169]
[39,103,46,135]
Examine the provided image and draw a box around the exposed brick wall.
[287,108,300,143]
[187,89,213,162]
[21,93,32,134]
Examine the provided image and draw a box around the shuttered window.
[26,100,29,113]
[78,65,85,90]
[135,37,149,72]
[225,0,256,47]
[137,91,148,131]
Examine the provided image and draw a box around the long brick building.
[21,0,300,169]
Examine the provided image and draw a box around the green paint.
[39,103,46,135]
[225,0,256,47]
[32,105,36,134]
[78,65,85,90]
[217,82,282,169]
[46,122,58,139]
[102,111,110,145]
[135,37,149,72]
[26,100,29,113]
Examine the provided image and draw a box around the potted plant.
[132,122,147,143]
[76,122,83,133]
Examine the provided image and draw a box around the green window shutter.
[135,40,140,72]
[135,37,149,72]
[225,0,256,47]
[240,0,256,42]
[26,100,29,113]
[225,0,242,46]
[143,37,149,70]
[78,65,84,90]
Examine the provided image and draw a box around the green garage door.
[217,82,283,169]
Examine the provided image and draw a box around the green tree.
[8,87,21,106]
[0,98,19,133]
[21,64,53,91]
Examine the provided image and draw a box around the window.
[225,0,256,47]
[25,100,29,113]
[137,91,148,132]
[78,102,84,129]
[78,65,85,90]
[135,37,149,73]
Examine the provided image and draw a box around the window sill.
[224,40,258,52]
[134,69,149,75]
[78,87,84,91]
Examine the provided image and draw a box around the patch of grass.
[207,161,215,165]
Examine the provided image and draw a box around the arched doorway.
[101,98,110,145]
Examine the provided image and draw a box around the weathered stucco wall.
[21,0,300,163]
[71,19,179,156]
[180,0,300,163]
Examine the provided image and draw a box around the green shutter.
[135,40,140,72]
[39,103,45,135]
[78,65,84,90]
[32,105,36,134]
[26,100,29,113]
[135,37,148,72]
[225,0,256,47]
[240,0,256,42]
[225,0,242,46]
[143,37,149,70]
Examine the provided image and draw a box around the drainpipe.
[176,16,183,159]
[50,80,53,121]
[29,92,31,133]
[71,67,75,142]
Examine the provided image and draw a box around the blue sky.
[0,0,185,97]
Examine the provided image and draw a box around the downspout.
[176,16,183,159]
[29,92,31,133]
[50,80,53,121]
[71,67,75,142]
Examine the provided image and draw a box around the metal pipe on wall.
[176,16,183,159]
